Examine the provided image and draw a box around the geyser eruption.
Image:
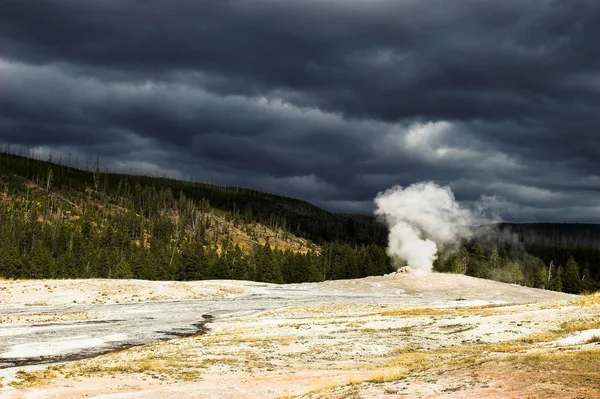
[374,182,474,272]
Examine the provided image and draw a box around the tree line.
[0,149,597,293]
[0,176,392,283]
[0,149,388,247]
[434,243,597,294]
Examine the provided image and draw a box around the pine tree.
[452,247,470,274]
[210,255,231,280]
[178,242,206,281]
[113,258,134,279]
[253,243,284,284]
[547,265,563,292]
[534,262,548,289]
[488,248,501,272]
[340,244,360,279]
[468,243,488,278]
[507,261,524,284]
[581,265,593,292]
[230,246,250,281]
[305,251,324,282]
[0,241,23,279]
[563,256,582,294]
[25,244,53,279]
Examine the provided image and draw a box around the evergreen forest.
[0,148,597,293]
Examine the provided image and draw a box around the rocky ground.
[1,272,599,398]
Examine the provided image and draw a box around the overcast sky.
[1,0,599,221]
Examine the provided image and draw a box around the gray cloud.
[1,0,599,221]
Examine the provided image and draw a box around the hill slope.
[0,151,392,283]
[0,150,598,291]
[469,223,600,289]
[480,222,600,264]
[0,151,387,246]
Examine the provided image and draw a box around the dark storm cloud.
[1,0,599,221]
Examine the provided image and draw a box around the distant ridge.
[0,149,387,246]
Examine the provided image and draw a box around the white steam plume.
[374,182,477,272]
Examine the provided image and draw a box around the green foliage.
[547,269,563,292]
[0,238,23,278]
[488,248,501,272]
[113,258,134,279]
[0,152,392,284]
[475,223,600,287]
[436,242,592,294]
[2,151,595,293]
[507,261,524,284]
[563,256,582,294]
[454,247,470,274]
[468,243,488,278]
[434,247,469,274]
[0,152,387,246]
[532,258,548,289]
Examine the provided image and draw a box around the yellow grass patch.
[577,292,600,307]
[2,311,94,324]
[517,319,600,344]
[375,303,514,318]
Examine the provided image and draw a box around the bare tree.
[93,157,101,191]
[46,167,54,193]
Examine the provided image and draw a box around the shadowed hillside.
[0,150,392,282]
[0,150,387,247]
[474,223,600,279]
[0,149,598,292]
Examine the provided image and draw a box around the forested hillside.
[0,149,597,293]
[432,224,600,293]
[0,150,392,283]
[478,223,600,268]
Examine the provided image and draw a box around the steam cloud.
[375,182,479,272]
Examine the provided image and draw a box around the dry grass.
[377,307,448,317]
[503,349,600,388]
[23,301,48,306]
[10,341,206,388]
[10,327,287,389]
[388,351,440,372]
[300,339,600,399]
[561,320,600,335]
[205,333,296,349]
[482,342,528,353]
[5,287,596,397]
[517,319,600,344]
[2,311,94,324]
[585,335,600,344]
[10,367,62,389]
[333,317,600,394]
[366,370,407,384]
[577,291,600,307]
[375,303,514,318]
